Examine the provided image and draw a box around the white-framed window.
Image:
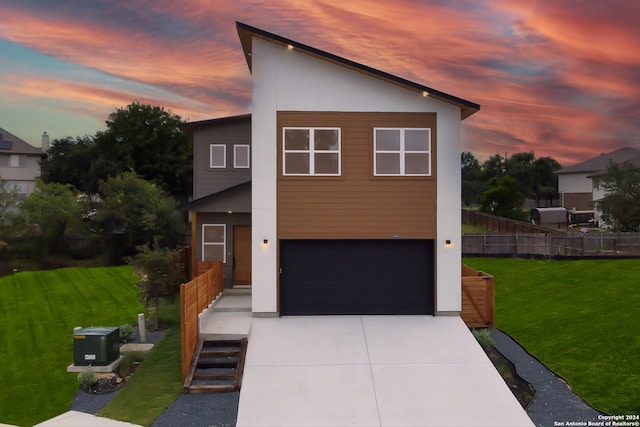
[210,144,226,169]
[374,128,431,176]
[9,154,25,168]
[202,224,226,262]
[234,144,250,168]
[283,127,341,176]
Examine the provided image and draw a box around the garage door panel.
[280,240,434,315]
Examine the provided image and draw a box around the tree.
[504,152,535,198]
[595,160,640,231]
[95,172,186,262]
[40,136,99,194]
[92,102,193,201]
[0,176,21,220]
[127,245,184,329]
[461,152,484,207]
[18,180,86,257]
[479,175,526,220]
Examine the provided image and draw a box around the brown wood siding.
[277,111,437,239]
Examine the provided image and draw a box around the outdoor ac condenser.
[72,326,119,366]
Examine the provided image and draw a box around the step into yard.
[183,338,248,394]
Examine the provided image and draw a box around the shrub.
[119,323,133,343]
[471,328,496,349]
[78,370,96,389]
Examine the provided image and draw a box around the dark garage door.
[279,239,434,315]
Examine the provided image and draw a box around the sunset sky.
[1,0,639,165]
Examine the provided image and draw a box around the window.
[9,154,26,168]
[202,224,226,262]
[234,145,250,168]
[374,128,431,176]
[283,127,340,176]
[210,144,226,168]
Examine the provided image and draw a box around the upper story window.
[210,144,226,168]
[283,127,341,176]
[374,128,431,176]
[234,145,250,168]
[0,154,26,168]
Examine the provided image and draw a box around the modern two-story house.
[184,23,480,318]
[237,22,479,317]
[0,128,47,199]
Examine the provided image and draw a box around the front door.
[233,225,252,286]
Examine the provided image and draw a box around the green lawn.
[464,257,640,414]
[98,326,182,426]
[0,267,144,427]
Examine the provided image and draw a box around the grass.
[0,266,145,427]
[464,257,640,414]
[98,297,182,426]
[98,326,182,426]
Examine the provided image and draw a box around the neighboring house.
[0,128,48,199]
[180,115,252,288]
[556,147,640,224]
[236,22,479,317]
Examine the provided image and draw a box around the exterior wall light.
[263,239,269,245]
[444,239,453,248]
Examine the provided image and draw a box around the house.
[556,147,640,225]
[0,128,48,199]
[180,115,252,288]
[235,22,479,317]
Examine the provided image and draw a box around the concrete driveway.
[236,315,534,427]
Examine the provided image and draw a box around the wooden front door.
[233,225,252,286]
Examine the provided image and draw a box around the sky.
[1,0,639,166]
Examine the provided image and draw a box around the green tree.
[479,175,526,220]
[18,180,86,257]
[595,160,640,231]
[127,245,184,329]
[0,176,21,220]
[504,152,535,197]
[92,102,193,201]
[95,172,186,262]
[461,151,484,207]
[40,136,99,194]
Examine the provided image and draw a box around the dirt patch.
[483,345,536,408]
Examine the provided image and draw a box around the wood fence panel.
[180,280,199,381]
[180,261,224,382]
[461,264,495,328]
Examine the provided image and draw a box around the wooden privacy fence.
[461,264,495,328]
[463,232,640,257]
[180,261,224,381]
[466,210,566,235]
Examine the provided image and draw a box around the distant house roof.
[556,147,640,175]
[236,22,480,120]
[0,127,45,156]
[179,114,251,136]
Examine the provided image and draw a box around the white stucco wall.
[251,37,464,314]
[558,173,592,193]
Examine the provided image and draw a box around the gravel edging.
[491,329,604,427]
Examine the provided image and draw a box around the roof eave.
[236,22,480,120]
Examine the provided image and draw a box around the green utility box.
[73,326,120,366]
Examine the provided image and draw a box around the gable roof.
[236,22,480,120]
[556,147,640,175]
[0,127,44,156]
[180,114,251,136]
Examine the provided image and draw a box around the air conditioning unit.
[73,326,120,366]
